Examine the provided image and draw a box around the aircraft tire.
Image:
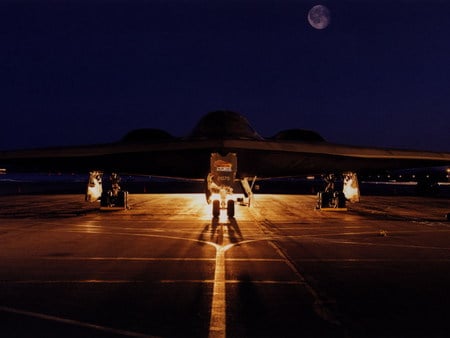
[227,199,235,218]
[212,200,220,217]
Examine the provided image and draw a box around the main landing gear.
[316,190,346,210]
[85,171,128,210]
[316,172,360,211]
[100,173,128,210]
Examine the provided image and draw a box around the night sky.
[1,0,449,152]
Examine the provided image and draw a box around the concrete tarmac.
[0,194,449,337]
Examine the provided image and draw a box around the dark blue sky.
[1,0,449,151]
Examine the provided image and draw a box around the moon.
[308,5,331,30]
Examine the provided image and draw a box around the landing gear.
[316,190,346,209]
[99,173,128,210]
[316,173,348,211]
[206,153,238,218]
[205,153,255,218]
[211,199,235,218]
[227,199,235,218]
[86,171,103,202]
[239,176,256,207]
[212,200,220,217]
[101,190,128,210]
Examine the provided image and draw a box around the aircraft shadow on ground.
[198,216,244,245]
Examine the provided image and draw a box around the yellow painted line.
[288,258,450,262]
[1,280,145,284]
[314,238,450,250]
[208,247,226,338]
[160,280,214,283]
[42,256,215,262]
[2,279,307,285]
[225,258,284,262]
[226,280,304,285]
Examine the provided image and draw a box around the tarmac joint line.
[0,306,158,338]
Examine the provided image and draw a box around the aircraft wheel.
[100,192,109,207]
[212,200,220,217]
[227,199,235,218]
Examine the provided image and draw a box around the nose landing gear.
[211,187,235,218]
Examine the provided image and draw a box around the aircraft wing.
[1,138,449,178]
[1,112,449,178]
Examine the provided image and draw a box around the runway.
[0,194,449,337]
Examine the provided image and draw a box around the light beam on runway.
[79,220,102,233]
